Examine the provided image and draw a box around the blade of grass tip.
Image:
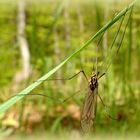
[0,0,136,114]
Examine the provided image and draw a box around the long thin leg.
[100,15,125,75]
[8,71,89,103]
[98,94,118,120]
[62,87,88,103]
[102,8,132,74]
[98,73,105,80]
[9,93,59,102]
[35,70,89,83]
[9,87,88,104]
[117,6,133,53]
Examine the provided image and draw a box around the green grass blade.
[0,0,136,114]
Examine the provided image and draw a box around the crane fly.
[80,7,132,133]
[8,6,133,134]
[80,72,105,133]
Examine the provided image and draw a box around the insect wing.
[81,87,98,133]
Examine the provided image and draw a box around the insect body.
[81,73,98,133]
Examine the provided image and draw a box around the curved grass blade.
[0,1,136,114]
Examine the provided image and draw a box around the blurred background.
[0,0,140,139]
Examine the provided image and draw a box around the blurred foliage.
[0,0,140,137]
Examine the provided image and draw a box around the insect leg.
[9,70,89,103]
[98,72,105,80]
[35,70,89,101]
[9,87,87,104]
[117,6,133,53]
[98,94,118,120]
[35,70,89,83]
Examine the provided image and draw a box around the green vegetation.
[0,0,139,138]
